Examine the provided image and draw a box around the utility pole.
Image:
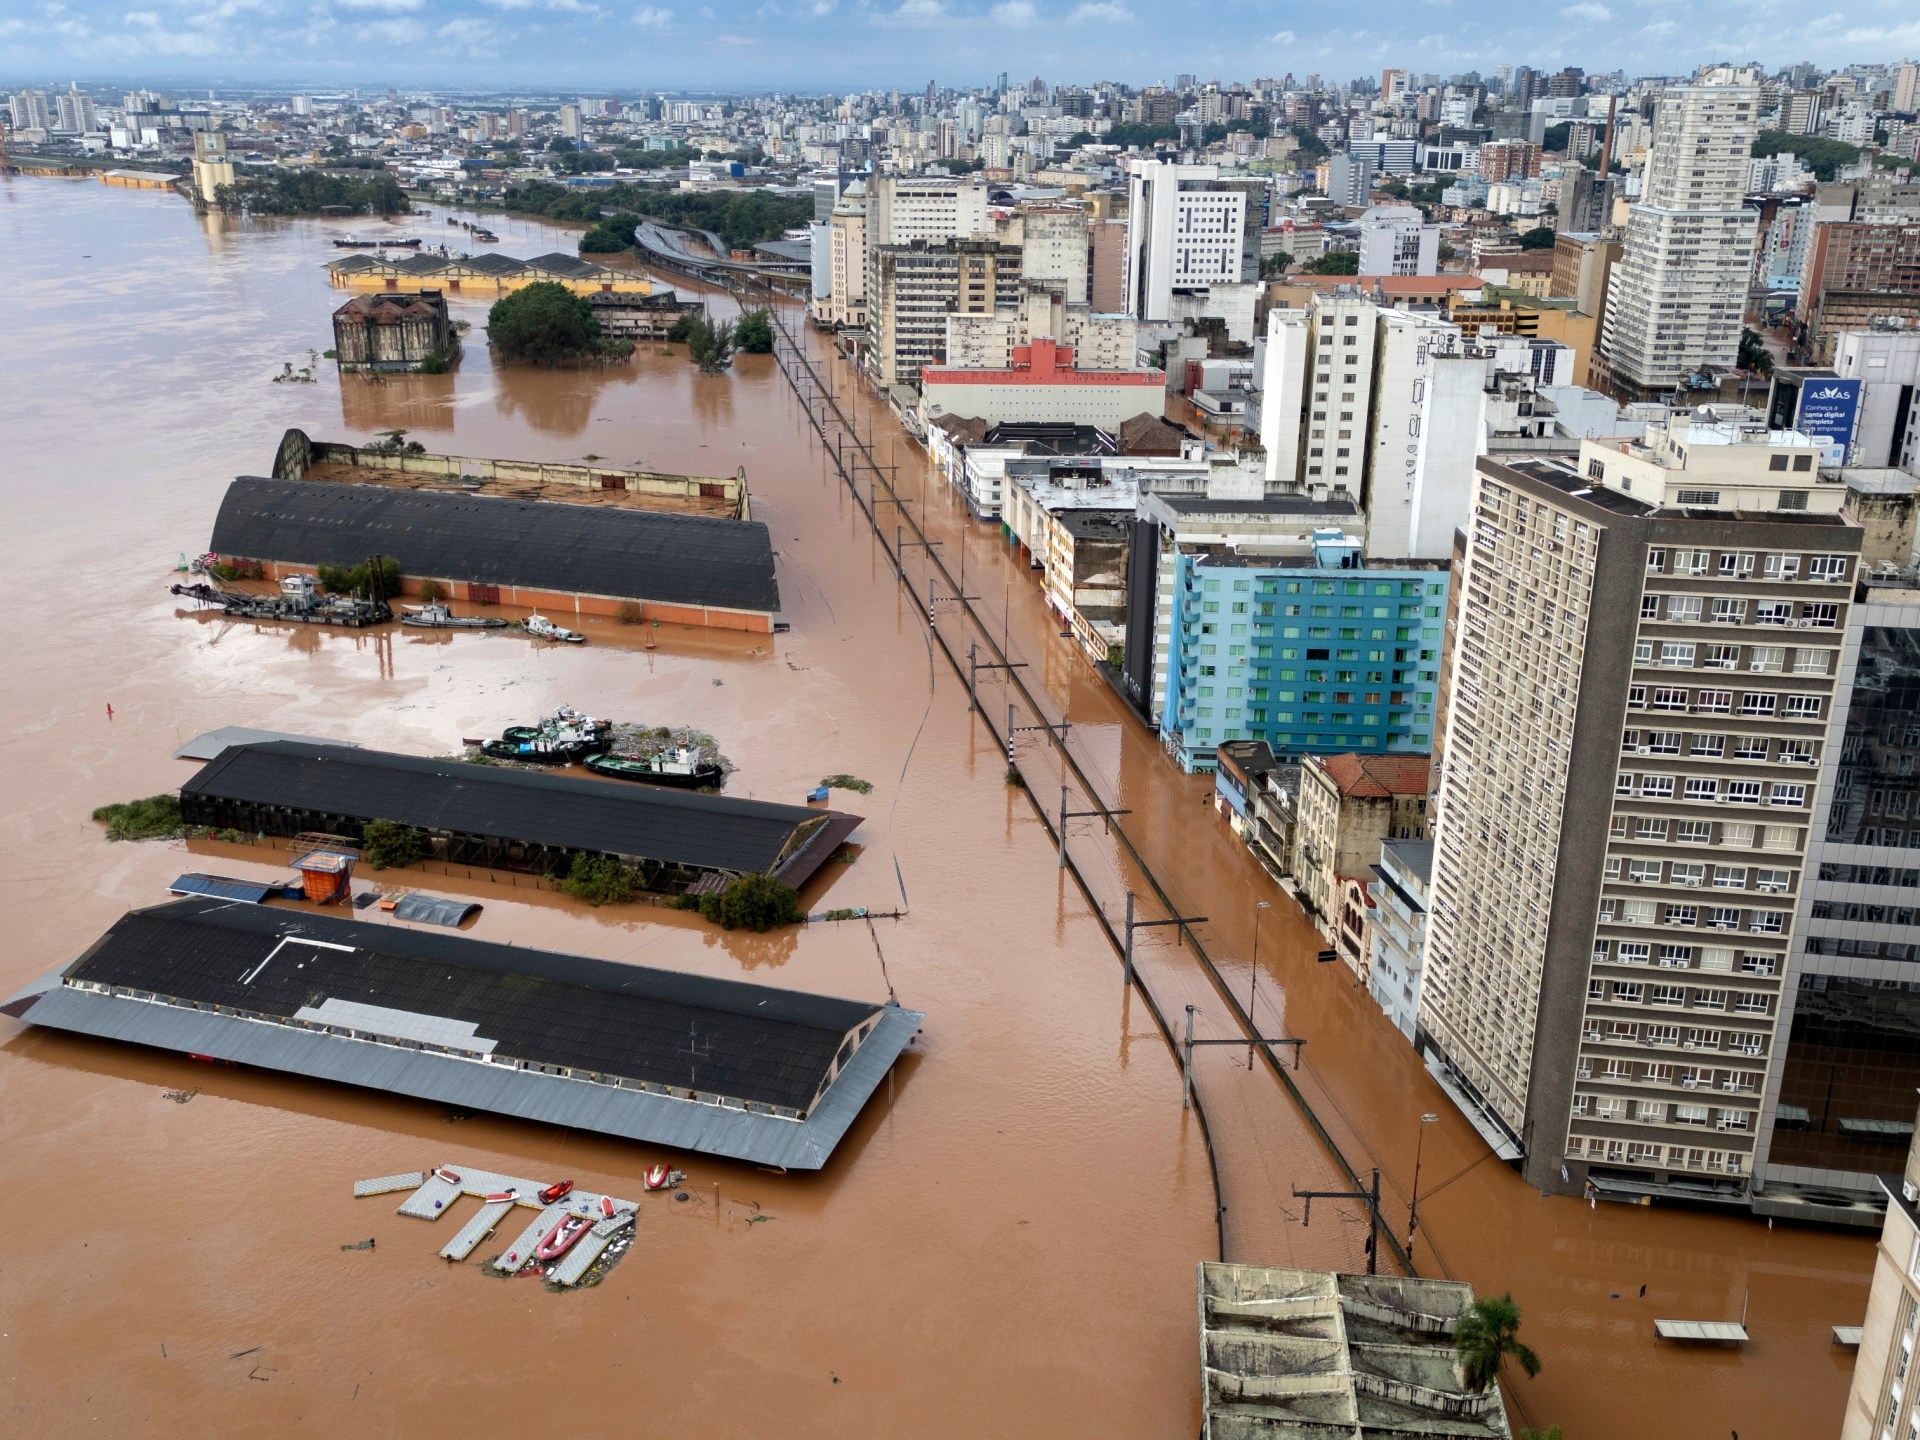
[929,574,978,629]
[1406,1112,1439,1268]
[1056,783,1131,869]
[896,524,939,582]
[966,640,1026,714]
[1182,1003,1305,1111]
[1294,1169,1384,1275]
[1125,891,1208,988]
[1247,899,1271,1068]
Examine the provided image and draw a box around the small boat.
[591,1208,634,1238]
[534,1213,593,1260]
[471,229,499,243]
[538,1179,574,1206]
[401,602,508,631]
[600,1195,617,1218]
[806,785,830,804]
[523,614,586,644]
[485,1188,518,1204]
[643,1163,671,1192]
[435,1167,462,1185]
[481,734,599,764]
[584,747,723,791]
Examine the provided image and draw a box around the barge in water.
[170,573,392,628]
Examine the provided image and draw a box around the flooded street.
[0,175,1876,1438]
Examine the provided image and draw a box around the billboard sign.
[1795,377,1863,464]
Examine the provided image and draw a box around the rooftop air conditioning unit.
[1712,921,1738,930]
[1682,1076,1702,1088]
[1683,1040,1700,1050]
[1682,878,1703,888]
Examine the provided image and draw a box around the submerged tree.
[1453,1292,1541,1394]
[734,307,775,354]
[486,281,601,366]
[683,313,737,373]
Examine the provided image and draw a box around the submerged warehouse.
[179,741,863,892]
[4,899,922,1169]
[207,476,781,631]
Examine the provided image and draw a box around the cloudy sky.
[2,0,1916,90]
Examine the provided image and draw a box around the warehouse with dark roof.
[208,476,780,632]
[180,741,862,892]
[5,898,922,1169]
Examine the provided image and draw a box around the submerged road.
[729,285,1876,1440]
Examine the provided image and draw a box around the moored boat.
[534,1213,593,1260]
[401,602,508,630]
[485,1188,518,1204]
[538,1179,574,1206]
[584,747,723,791]
[523,614,586,644]
[591,1208,634,1238]
[435,1166,462,1185]
[643,1163,671,1192]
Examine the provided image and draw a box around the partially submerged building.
[325,250,654,296]
[331,289,459,373]
[584,288,704,339]
[208,477,779,631]
[179,742,859,893]
[271,427,750,521]
[3,898,920,1170]
[1198,1262,1512,1439]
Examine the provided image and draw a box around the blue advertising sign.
[1795,377,1863,460]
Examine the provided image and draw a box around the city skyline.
[1,0,1917,90]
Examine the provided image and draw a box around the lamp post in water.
[1246,900,1271,1067]
[1407,1112,1440,1269]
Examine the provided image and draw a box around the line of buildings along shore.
[799,70,1920,1229]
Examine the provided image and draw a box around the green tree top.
[486,282,600,366]
[1454,1292,1541,1394]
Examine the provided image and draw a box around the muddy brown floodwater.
[0,177,1873,1439]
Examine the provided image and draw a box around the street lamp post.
[1407,1112,1440,1269]
[1246,900,1271,1068]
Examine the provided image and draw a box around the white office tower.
[1599,67,1761,400]
[1123,160,1246,321]
[1356,204,1439,277]
[867,173,990,247]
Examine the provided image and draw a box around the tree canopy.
[1306,251,1360,275]
[1751,129,1862,182]
[486,282,601,365]
[504,179,812,252]
[219,168,408,216]
[1453,1293,1541,1394]
[735,308,775,354]
[1517,226,1558,249]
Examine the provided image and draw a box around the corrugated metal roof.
[175,725,360,760]
[208,477,780,615]
[181,741,860,882]
[17,986,920,1170]
[169,873,275,903]
[63,898,902,1108]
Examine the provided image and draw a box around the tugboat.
[400,602,508,631]
[523,614,586,644]
[584,746,723,791]
[480,706,611,763]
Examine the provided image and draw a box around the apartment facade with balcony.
[1419,440,1861,1203]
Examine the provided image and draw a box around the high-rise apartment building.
[1122,161,1246,321]
[1896,62,1919,117]
[1599,67,1760,401]
[1421,414,1861,1202]
[558,103,582,140]
[867,238,1022,388]
[813,192,867,330]
[1355,205,1439,277]
[1796,221,1920,365]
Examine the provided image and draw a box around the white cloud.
[351,16,424,42]
[438,14,501,48]
[632,3,671,22]
[991,0,1035,23]
[1267,27,1295,42]
[874,0,945,25]
[810,0,834,11]
[336,0,423,10]
[1564,1,1611,19]
[125,8,159,21]
[1070,0,1130,17]
[715,30,757,40]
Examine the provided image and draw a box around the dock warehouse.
[6,898,923,1169]
[180,741,863,892]
[208,477,780,633]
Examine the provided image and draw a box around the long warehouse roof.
[9,899,922,1169]
[209,476,780,614]
[182,741,861,885]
